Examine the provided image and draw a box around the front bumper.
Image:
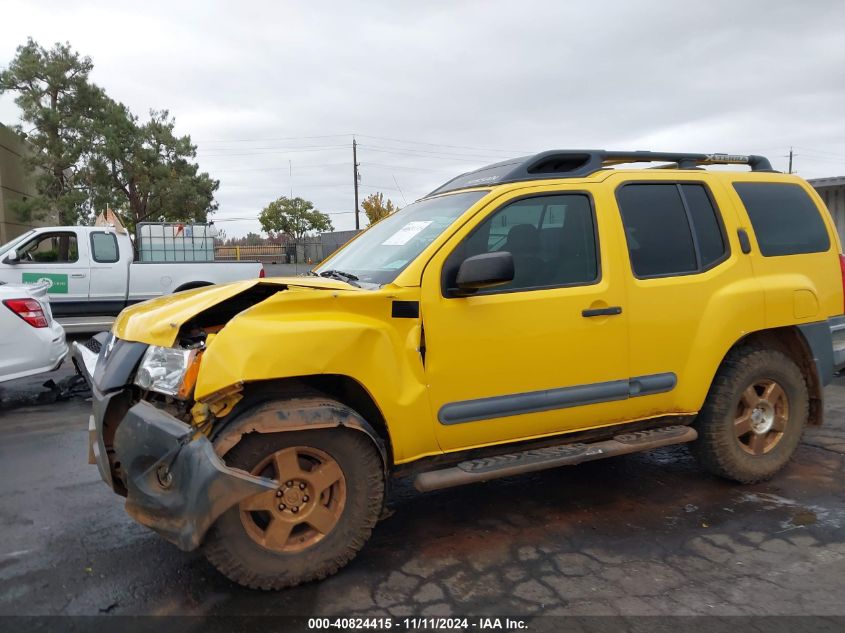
[73,338,276,551]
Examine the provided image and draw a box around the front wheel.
[203,426,384,590]
[691,348,809,484]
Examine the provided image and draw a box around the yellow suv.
[75,150,845,589]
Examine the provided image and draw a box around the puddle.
[736,492,842,531]
[790,510,818,526]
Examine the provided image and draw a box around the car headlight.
[134,346,198,397]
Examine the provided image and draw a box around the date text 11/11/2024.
[307,617,529,630]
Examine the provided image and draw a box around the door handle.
[582,306,622,317]
[737,228,752,254]
[71,273,86,278]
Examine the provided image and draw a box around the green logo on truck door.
[21,272,69,294]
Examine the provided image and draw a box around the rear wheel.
[203,426,384,590]
[692,348,808,484]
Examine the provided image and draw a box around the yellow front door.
[420,186,634,452]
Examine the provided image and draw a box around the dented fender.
[194,287,437,463]
[213,397,389,475]
[111,278,439,464]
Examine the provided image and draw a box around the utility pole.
[353,137,360,230]
[788,147,793,174]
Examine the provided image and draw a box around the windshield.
[315,190,487,286]
[0,230,34,258]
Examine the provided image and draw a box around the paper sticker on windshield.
[381,221,432,246]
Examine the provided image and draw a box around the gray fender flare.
[212,397,389,476]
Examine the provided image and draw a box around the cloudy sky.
[2,0,844,236]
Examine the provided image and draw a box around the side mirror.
[2,249,19,265]
[451,251,514,296]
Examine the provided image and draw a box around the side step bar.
[414,425,697,492]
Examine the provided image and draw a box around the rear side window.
[616,183,727,278]
[733,182,830,256]
[90,232,119,263]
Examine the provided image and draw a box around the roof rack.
[428,150,776,196]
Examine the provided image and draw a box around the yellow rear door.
[608,173,763,419]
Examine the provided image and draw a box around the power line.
[354,142,510,161]
[792,146,845,160]
[197,131,525,157]
[790,154,845,164]
[355,133,528,155]
[360,161,453,173]
[198,145,350,158]
[356,144,498,163]
[221,182,410,192]
[212,162,351,173]
[197,133,352,144]
[213,210,358,222]
[199,143,350,153]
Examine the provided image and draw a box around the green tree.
[88,105,218,233]
[0,38,104,224]
[242,232,264,245]
[361,192,399,226]
[259,196,333,240]
[1,38,218,232]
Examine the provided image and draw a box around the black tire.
[691,347,809,484]
[203,426,384,590]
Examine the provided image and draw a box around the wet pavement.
[0,376,843,618]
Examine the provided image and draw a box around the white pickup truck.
[0,226,264,332]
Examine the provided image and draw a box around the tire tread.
[204,428,384,590]
[692,346,809,484]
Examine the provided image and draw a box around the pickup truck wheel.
[203,427,384,590]
[692,348,808,484]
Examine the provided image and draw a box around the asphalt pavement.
[0,371,844,619]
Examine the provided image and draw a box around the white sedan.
[0,281,68,383]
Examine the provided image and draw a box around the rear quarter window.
[733,182,831,256]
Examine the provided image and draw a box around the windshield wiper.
[315,269,361,287]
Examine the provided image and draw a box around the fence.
[214,240,324,264]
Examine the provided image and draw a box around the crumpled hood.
[113,277,359,347]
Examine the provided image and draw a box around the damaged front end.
[114,401,275,551]
[73,279,349,550]
[73,335,275,551]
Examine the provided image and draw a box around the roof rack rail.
[428,150,776,196]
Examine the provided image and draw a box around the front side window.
[444,193,598,293]
[617,183,727,278]
[16,232,79,264]
[91,232,119,263]
[733,182,830,256]
[314,190,487,287]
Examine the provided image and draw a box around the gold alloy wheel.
[239,446,346,553]
[734,379,789,456]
